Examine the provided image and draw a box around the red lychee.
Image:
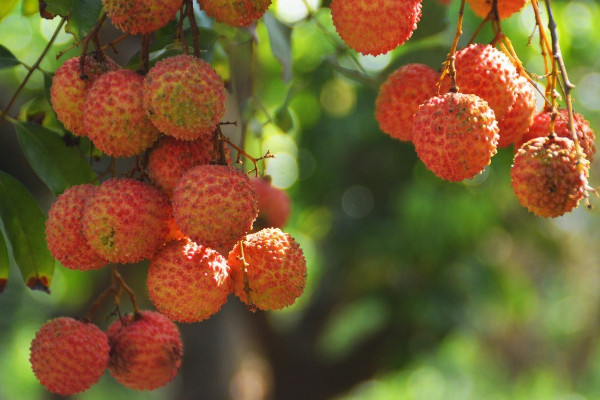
[412,92,499,182]
[251,176,291,230]
[82,178,171,263]
[50,55,119,137]
[172,164,258,249]
[511,136,589,218]
[102,0,183,34]
[197,0,272,27]
[375,63,439,142]
[84,69,160,157]
[107,311,183,391]
[330,0,422,56]
[144,55,226,141]
[497,75,537,148]
[467,0,529,19]
[147,238,231,322]
[45,184,107,271]
[30,317,109,395]
[228,228,306,311]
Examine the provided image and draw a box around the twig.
[238,240,257,312]
[186,0,201,57]
[439,0,466,93]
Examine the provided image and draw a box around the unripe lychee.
[84,69,160,157]
[50,55,119,137]
[30,318,109,395]
[144,55,226,141]
[412,92,499,181]
[375,63,439,141]
[516,109,596,162]
[82,178,171,263]
[441,44,519,120]
[228,228,306,310]
[107,311,183,391]
[102,0,183,34]
[197,0,272,27]
[330,0,422,56]
[172,164,258,248]
[497,75,537,148]
[511,136,589,218]
[467,0,529,19]
[45,184,107,271]
[147,135,231,197]
[251,176,291,230]
[147,238,231,322]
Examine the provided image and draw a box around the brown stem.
[138,34,151,75]
[238,240,258,312]
[80,14,107,78]
[218,123,275,176]
[530,0,555,104]
[113,267,141,316]
[176,1,188,54]
[186,0,201,57]
[439,0,466,93]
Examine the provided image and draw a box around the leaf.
[22,0,39,16]
[0,171,53,292]
[0,44,21,69]
[66,0,103,40]
[0,230,8,294]
[0,0,18,21]
[263,12,293,83]
[42,0,74,18]
[14,121,97,196]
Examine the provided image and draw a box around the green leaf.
[263,12,293,82]
[42,0,74,18]
[0,230,8,294]
[0,171,53,292]
[0,44,21,69]
[14,121,97,196]
[0,0,18,21]
[66,0,103,40]
[22,0,39,16]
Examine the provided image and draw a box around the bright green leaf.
[43,0,74,18]
[0,230,8,294]
[0,44,21,69]
[22,0,39,16]
[14,121,97,196]
[263,12,293,82]
[0,0,18,21]
[0,171,53,292]
[66,0,102,40]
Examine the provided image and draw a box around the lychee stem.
[439,0,466,94]
[217,123,275,176]
[138,34,151,75]
[176,1,188,54]
[238,240,258,313]
[80,14,107,79]
[185,0,201,58]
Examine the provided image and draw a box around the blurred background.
[1,0,600,399]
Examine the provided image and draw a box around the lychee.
[412,92,499,181]
[511,136,589,218]
[84,69,160,157]
[330,0,422,56]
[30,317,109,395]
[375,63,439,141]
[82,178,171,263]
[144,55,226,141]
[251,176,291,230]
[228,228,306,311]
[147,238,231,322]
[197,0,272,27]
[45,184,107,271]
[172,164,258,248]
[147,135,231,197]
[102,0,183,34]
[497,75,537,148]
[50,55,119,137]
[467,0,529,19]
[106,311,183,391]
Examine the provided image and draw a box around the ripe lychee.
[147,238,231,322]
[251,176,291,230]
[107,311,183,391]
[84,69,160,157]
[228,228,306,311]
[197,0,272,27]
[147,135,231,197]
[172,164,258,248]
[102,0,183,34]
[375,63,439,142]
[515,109,596,162]
[497,75,537,148]
[45,184,107,271]
[330,0,422,56]
[144,55,226,141]
[50,55,119,137]
[412,92,499,182]
[467,0,529,19]
[30,317,109,395]
[511,136,589,218]
[82,178,171,263]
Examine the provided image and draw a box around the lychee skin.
[147,239,231,322]
[251,177,291,230]
[45,184,107,271]
[172,165,258,249]
[467,0,529,19]
[228,228,306,311]
[412,92,499,182]
[107,311,183,391]
[375,63,439,142]
[197,0,272,27]
[50,55,119,137]
[147,135,231,197]
[30,318,109,395]
[516,109,596,162]
[144,55,226,141]
[102,0,183,34]
[84,69,160,157]
[511,136,589,218]
[330,0,422,56]
[82,178,171,264]
[497,75,537,148]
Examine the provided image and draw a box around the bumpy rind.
[466,0,529,19]
[497,75,537,148]
[102,0,183,34]
[197,0,272,27]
